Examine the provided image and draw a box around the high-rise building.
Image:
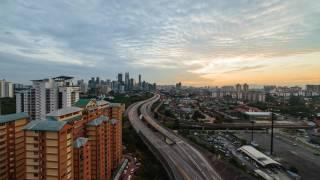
[129,78,135,90]
[73,137,91,180]
[109,103,123,169]
[176,82,182,90]
[117,73,123,84]
[96,77,100,85]
[124,72,129,90]
[138,74,141,88]
[306,85,320,93]
[243,83,249,92]
[15,76,80,120]
[0,79,14,98]
[77,80,88,94]
[0,113,29,179]
[0,99,124,180]
[24,120,73,180]
[235,84,242,91]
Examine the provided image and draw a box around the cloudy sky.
[1,0,320,86]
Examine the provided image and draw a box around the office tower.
[15,76,80,120]
[236,84,242,91]
[117,73,123,84]
[0,79,14,98]
[243,83,249,92]
[96,77,100,85]
[88,77,95,90]
[0,113,29,179]
[106,79,111,87]
[138,74,141,88]
[125,72,129,90]
[77,80,88,94]
[24,120,73,180]
[129,78,134,90]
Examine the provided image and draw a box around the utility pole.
[251,120,254,143]
[270,112,275,155]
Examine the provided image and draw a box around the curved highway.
[127,94,223,180]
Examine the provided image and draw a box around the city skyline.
[1,0,320,86]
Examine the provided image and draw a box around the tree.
[192,110,205,120]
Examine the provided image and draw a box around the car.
[292,143,297,146]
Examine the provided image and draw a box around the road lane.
[127,95,222,180]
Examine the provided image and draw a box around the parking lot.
[191,130,292,180]
[234,130,320,180]
[122,154,141,180]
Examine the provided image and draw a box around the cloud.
[0,0,320,85]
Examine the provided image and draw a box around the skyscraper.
[236,84,242,91]
[125,72,129,90]
[117,73,123,84]
[138,74,141,89]
[243,83,249,92]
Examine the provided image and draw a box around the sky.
[1,0,320,86]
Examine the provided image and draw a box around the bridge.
[127,95,223,180]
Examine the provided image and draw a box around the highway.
[127,94,222,180]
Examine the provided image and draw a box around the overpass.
[178,122,311,130]
[127,95,223,180]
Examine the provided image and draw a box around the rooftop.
[74,137,88,148]
[31,78,49,82]
[97,100,109,106]
[109,103,122,108]
[87,115,109,126]
[24,119,67,132]
[238,145,281,167]
[0,112,29,124]
[53,76,74,80]
[74,99,91,108]
[46,106,82,117]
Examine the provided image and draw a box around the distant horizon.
[3,74,318,89]
[1,1,320,86]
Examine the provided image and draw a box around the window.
[34,173,38,177]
